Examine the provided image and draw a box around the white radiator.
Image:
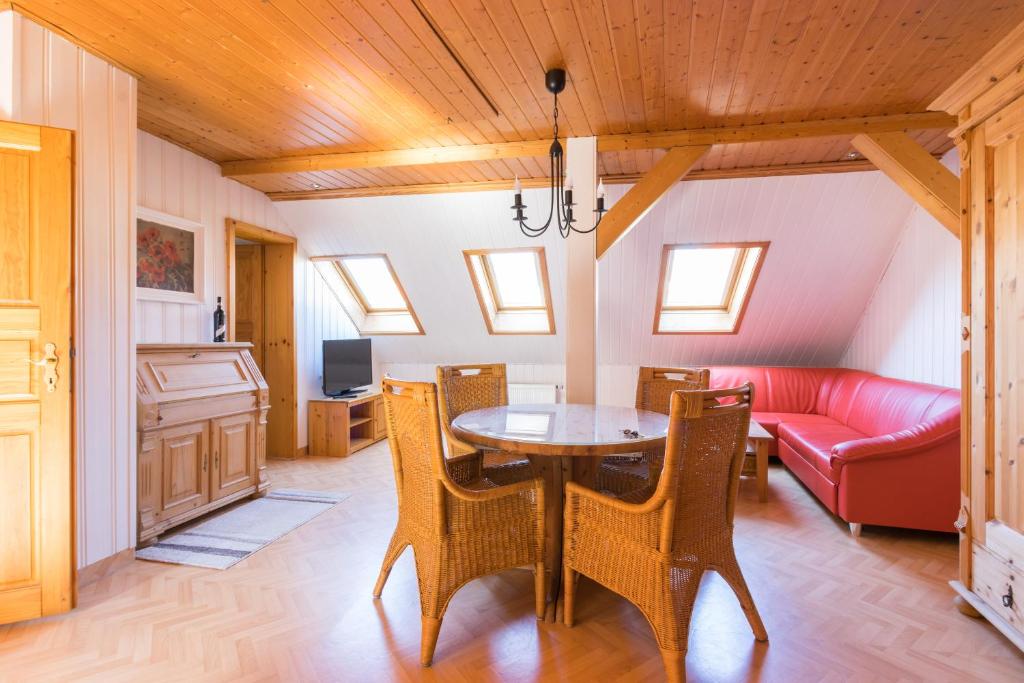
[508,383,560,404]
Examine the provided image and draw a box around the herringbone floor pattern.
[1,442,1022,682]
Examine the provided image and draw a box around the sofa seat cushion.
[752,412,836,439]
[778,420,867,478]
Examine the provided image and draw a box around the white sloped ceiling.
[277,169,916,370]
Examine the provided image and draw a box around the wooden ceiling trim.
[222,141,553,176]
[596,146,711,258]
[221,112,954,177]
[265,158,886,201]
[598,112,956,151]
[850,131,959,236]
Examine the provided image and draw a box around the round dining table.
[451,403,669,621]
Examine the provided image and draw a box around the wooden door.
[0,121,74,624]
[158,422,209,521]
[985,107,1024,567]
[234,244,264,369]
[210,413,256,500]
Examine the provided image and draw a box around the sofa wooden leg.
[849,522,862,537]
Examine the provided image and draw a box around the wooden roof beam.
[221,112,955,177]
[850,132,960,238]
[595,146,710,259]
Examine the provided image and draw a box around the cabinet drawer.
[972,543,1024,632]
[158,393,256,428]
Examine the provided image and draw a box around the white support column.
[565,136,598,404]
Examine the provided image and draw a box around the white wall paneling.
[598,171,916,370]
[380,362,565,386]
[840,205,961,387]
[282,167,919,400]
[3,11,137,569]
[136,131,356,449]
[840,151,961,388]
[277,189,569,367]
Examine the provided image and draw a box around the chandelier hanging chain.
[511,68,607,239]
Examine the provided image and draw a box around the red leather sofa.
[707,367,960,534]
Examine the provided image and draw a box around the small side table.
[747,420,773,502]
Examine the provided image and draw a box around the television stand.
[308,390,387,457]
[326,389,364,399]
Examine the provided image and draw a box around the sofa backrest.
[836,375,960,437]
[708,366,960,437]
[708,366,839,415]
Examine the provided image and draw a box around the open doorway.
[225,219,298,460]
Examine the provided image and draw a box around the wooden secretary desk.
[932,21,1024,649]
[136,343,270,544]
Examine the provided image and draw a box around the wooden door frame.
[225,219,298,459]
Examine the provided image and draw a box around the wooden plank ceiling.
[17,0,1024,199]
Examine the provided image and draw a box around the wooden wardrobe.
[932,21,1024,650]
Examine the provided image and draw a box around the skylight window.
[312,254,423,335]
[654,242,768,334]
[464,247,555,335]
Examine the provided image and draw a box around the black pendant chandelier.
[511,68,607,238]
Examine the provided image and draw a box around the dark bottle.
[213,297,226,342]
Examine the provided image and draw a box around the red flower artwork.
[136,219,195,293]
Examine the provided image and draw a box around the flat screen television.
[322,339,372,398]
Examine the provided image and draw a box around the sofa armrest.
[830,405,960,465]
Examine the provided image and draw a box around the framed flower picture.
[136,207,205,303]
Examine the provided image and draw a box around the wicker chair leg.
[372,531,407,599]
[534,562,547,620]
[719,557,768,642]
[659,648,686,683]
[420,615,443,667]
[562,565,576,627]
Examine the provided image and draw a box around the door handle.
[27,343,60,393]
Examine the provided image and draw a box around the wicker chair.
[597,366,710,498]
[436,363,534,486]
[564,383,767,683]
[373,377,546,666]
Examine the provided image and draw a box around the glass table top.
[451,403,670,447]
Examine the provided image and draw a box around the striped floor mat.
[136,489,350,569]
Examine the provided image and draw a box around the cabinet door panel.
[211,413,256,500]
[987,124,1024,566]
[159,423,209,520]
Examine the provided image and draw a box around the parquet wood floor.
[2,442,1023,682]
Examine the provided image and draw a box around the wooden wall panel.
[3,11,137,569]
[136,131,356,451]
